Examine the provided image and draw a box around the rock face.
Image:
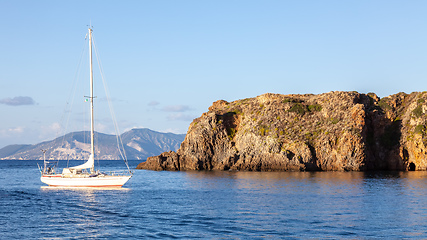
[137,91,427,171]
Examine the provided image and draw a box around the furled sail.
[69,154,94,171]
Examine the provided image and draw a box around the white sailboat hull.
[41,175,131,188]
[39,27,133,188]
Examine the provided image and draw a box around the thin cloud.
[167,113,195,121]
[95,123,108,134]
[38,123,62,140]
[123,126,146,132]
[8,126,25,134]
[162,105,191,112]
[99,97,124,102]
[0,126,25,138]
[148,101,160,106]
[161,128,186,134]
[0,96,35,106]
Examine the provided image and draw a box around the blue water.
[1,160,427,239]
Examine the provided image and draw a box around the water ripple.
[2,161,427,238]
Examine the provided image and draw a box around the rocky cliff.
[137,91,427,171]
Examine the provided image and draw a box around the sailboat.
[40,27,132,187]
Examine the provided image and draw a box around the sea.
[1,160,427,239]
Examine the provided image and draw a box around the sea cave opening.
[408,162,416,171]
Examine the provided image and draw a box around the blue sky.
[1,0,427,149]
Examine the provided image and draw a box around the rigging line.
[59,37,87,141]
[58,35,88,166]
[92,36,131,172]
[93,39,128,166]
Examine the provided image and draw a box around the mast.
[89,27,95,173]
[67,27,96,172]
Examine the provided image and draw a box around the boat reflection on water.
[40,186,131,191]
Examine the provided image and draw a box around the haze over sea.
[2,160,427,239]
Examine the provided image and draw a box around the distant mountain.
[0,128,185,160]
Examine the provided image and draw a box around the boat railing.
[38,162,58,175]
[101,170,133,177]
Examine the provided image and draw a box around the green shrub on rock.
[288,103,307,115]
[413,104,423,118]
[415,124,425,135]
[308,104,322,112]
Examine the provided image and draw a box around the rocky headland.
[137,91,427,171]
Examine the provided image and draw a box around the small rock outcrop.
[137,91,427,171]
